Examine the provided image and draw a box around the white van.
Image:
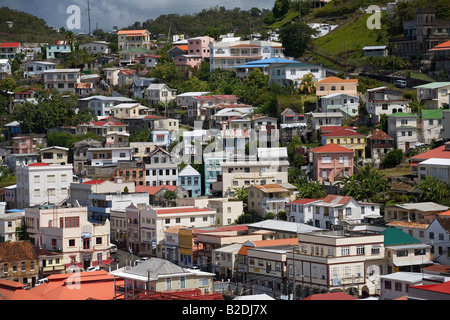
[110,243,117,253]
[35,278,48,286]
[394,79,407,88]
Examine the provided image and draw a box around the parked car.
[394,79,407,88]
[134,257,149,265]
[35,278,48,286]
[110,243,117,253]
[87,265,101,272]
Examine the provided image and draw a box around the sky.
[2,0,274,33]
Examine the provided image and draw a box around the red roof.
[0,42,20,48]
[28,162,50,167]
[312,143,353,153]
[176,45,188,51]
[410,145,450,166]
[289,198,322,205]
[430,40,450,51]
[83,120,127,127]
[322,194,352,205]
[302,292,357,300]
[237,238,298,256]
[410,281,450,295]
[316,76,358,84]
[82,179,106,185]
[135,185,178,195]
[322,127,364,137]
[0,279,43,300]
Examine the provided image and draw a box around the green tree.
[380,149,404,169]
[296,180,327,199]
[279,22,317,58]
[298,73,316,95]
[272,0,291,19]
[414,176,450,204]
[233,186,248,204]
[130,127,152,142]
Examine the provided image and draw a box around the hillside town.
[0,1,450,303]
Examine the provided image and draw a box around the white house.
[22,61,56,78]
[387,112,418,151]
[269,61,326,87]
[78,95,135,117]
[426,217,450,265]
[87,147,133,166]
[79,41,110,55]
[288,195,382,229]
[310,112,344,131]
[380,272,423,300]
[366,87,411,122]
[145,147,178,186]
[146,83,177,106]
[0,211,24,242]
[414,82,450,109]
[321,93,359,117]
[0,59,12,80]
[43,68,81,93]
[15,162,74,209]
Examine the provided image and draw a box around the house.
[111,102,149,119]
[103,67,122,86]
[246,219,322,240]
[28,270,123,300]
[25,205,112,270]
[117,29,152,51]
[407,281,450,300]
[110,257,215,296]
[384,202,449,224]
[0,210,24,242]
[178,165,202,198]
[152,129,171,148]
[79,41,110,55]
[12,134,45,154]
[129,78,156,99]
[234,57,296,79]
[287,229,385,299]
[119,47,154,66]
[0,42,22,60]
[72,138,103,176]
[280,108,307,145]
[269,61,326,87]
[144,147,178,187]
[210,40,285,72]
[320,93,359,117]
[425,217,450,265]
[381,227,432,273]
[366,129,394,162]
[117,69,137,85]
[429,40,450,75]
[163,225,188,264]
[203,151,231,197]
[417,109,444,144]
[43,68,81,93]
[78,95,136,117]
[386,221,429,243]
[126,204,216,256]
[22,61,57,78]
[289,195,382,229]
[310,112,344,131]
[365,87,411,122]
[146,83,177,106]
[387,112,418,151]
[74,82,93,96]
[311,143,354,182]
[86,146,133,167]
[417,158,450,185]
[414,82,450,108]
[39,146,69,165]
[76,120,128,138]
[135,185,188,206]
[0,241,39,287]
[174,54,202,68]
[321,126,366,158]
[15,162,73,209]
[0,59,12,79]
[247,183,297,217]
[46,41,71,59]
[168,45,188,61]
[315,77,358,97]
[410,142,450,176]
[380,272,423,300]
[363,45,388,57]
[187,36,215,60]
[133,54,161,68]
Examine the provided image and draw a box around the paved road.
[104,248,144,271]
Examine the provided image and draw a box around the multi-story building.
[187,36,215,60]
[86,146,133,167]
[79,41,110,55]
[365,87,411,122]
[247,183,297,218]
[417,109,444,144]
[15,162,73,209]
[425,217,450,265]
[76,120,128,139]
[321,93,359,117]
[22,61,57,78]
[269,61,326,87]
[414,82,450,109]
[321,127,366,158]
[78,95,136,118]
[310,112,344,131]
[0,241,39,286]
[429,40,450,74]
[0,42,22,60]
[387,112,418,151]
[24,206,111,270]
[146,83,177,107]
[145,147,178,186]
[178,165,202,198]
[287,229,385,299]
[210,40,285,72]
[39,146,69,165]
[0,210,24,242]
[384,202,449,224]
[43,68,81,93]
[117,29,152,51]
[380,272,423,300]
[46,41,71,59]
[0,59,11,80]
[366,129,394,162]
[311,143,354,182]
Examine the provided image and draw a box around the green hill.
[0,7,60,43]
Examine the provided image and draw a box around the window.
[165,278,172,290]
[341,246,350,256]
[356,246,365,255]
[321,155,331,163]
[395,282,402,292]
[384,280,392,290]
[396,250,408,257]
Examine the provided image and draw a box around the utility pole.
[87,0,91,37]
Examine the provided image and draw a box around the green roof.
[421,109,443,119]
[388,112,417,118]
[414,82,450,89]
[380,227,422,246]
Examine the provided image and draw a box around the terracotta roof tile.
[316,76,358,84]
[312,143,354,153]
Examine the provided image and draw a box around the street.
[103,248,145,271]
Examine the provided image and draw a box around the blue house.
[178,164,201,197]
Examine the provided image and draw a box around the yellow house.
[321,127,366,158]
[315,76,358,97]
[39,146,69,165]
[112,103,149,119]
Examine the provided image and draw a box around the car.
[110,243,117,254]
[394,79,407,88]
[35,278,48,286]
[87,265,101,272]
[134,257,149,265]
[188,265,200,270]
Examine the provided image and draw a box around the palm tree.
[414,176,450,204]
[65,31,76,52]
[298,73,316,95]
[232,186,248,203]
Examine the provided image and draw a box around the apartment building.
[187,36,214,60]
[15,162,73,209]
[145,147,178,187]
[365,87,411,122]
[24,206,111,270]
[43,68,81,93]
[0,42,22,60]
[87,147,133,166]
[117,29,152,50]
[417,109,443,144]
[287,230,385,299]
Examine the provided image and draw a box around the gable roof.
[410,145,450,166]
[368,128,393,140]
[311,143,353,153]
[179,164,200,176]
[322,127,364,137]
[380,227,422,246]
[0,241,37,262]
[316,76,358,84]
[135,184,178,195]
[237,238,298,256]
[429,40,450,51]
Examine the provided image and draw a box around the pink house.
[311,143,354,182]
[12,135,44,154]
[188,36,214,60]
[174,54,202,68]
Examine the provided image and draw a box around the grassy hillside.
[0,7,60,43]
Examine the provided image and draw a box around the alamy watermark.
[366,5,381,30]
[66,5,81,30]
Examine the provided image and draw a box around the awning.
[393,260,433,267]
